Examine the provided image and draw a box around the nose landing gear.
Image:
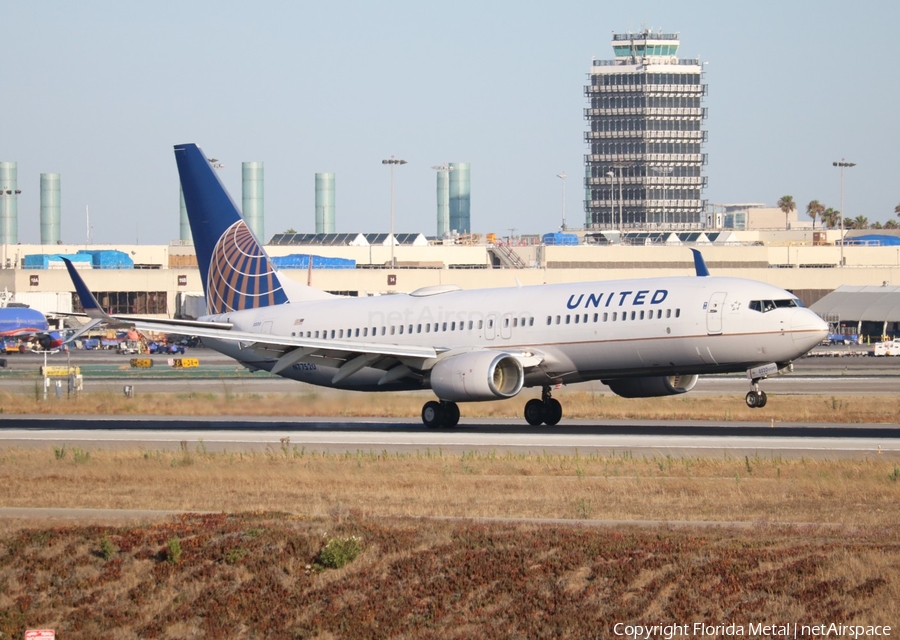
[745,380,768,408]
[744,362,784,409]
[524,386,563,426]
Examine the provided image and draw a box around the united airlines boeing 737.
[63,143,828,427]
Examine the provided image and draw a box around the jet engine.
[603,374,699,398]
[430,351,524,402]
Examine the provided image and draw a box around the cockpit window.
[749,298,799,313]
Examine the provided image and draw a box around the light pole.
[833,159,856,268]
[557,172,567,231]
[382,157,407,267]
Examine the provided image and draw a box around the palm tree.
[854,215,869,230]
[872,221,883,229]
[805,200,825,230]
[885,219,899,229]
[895,203,900,219]
[822,207,839,229]
[777,195,796,230]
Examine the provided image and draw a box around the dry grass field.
[1,390,899,637]
[2,388,900,423]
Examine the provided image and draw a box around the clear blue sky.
[3,0,898,245]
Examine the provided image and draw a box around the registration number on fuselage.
[291,363,317,371]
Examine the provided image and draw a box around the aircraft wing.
[61,257,440,379]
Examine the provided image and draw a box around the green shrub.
[317,535,362,569]
[100,534,116,561]
[166,537,182,565]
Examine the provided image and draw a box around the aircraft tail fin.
[62,257,110,320]
[690,249,711,277]
[174,143,290,314]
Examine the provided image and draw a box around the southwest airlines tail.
[174,143,290,314]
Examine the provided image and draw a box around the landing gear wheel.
[442,401,460,427]
[422,401,443,428]
[745,391,764,409]
[757,391,768,408]
[544,398,562,427]
[524,399,545,426]
[544,398,563,426]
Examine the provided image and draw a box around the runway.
[1,348,898,459]
[1,415,898,459]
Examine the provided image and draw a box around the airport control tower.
[584,30,708,229]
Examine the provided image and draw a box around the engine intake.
[604,374,698,398]
[430,351,524,402]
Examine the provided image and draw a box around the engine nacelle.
[430,351,524,402]
[603,374,699,398]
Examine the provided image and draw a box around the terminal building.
[584,30,707,229]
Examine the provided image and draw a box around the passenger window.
[583,314,588,323]
[390,326,395,335]
[574,315,579,324]
[409,325,413,334]
[640,310,645,320]
[434,323,439,332]
[315,330,320,338]
[363,328,368,337]
[399,325,404,334]
[593,313,598,322]
[612,312,617,321]
[566,315,571,324]
[547,316,552,325]
[513,318,517,328]
[666,309,671,318]
[555,315,561,324]
[425,324,430,333]
[631,311,636,320]
[529,317,534,326]
[451,321,456,330]
[442,322,447,331]
[675,309,681,318]
[603,312,608,322]
[478,320,483,329]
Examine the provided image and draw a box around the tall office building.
[584,30,707,229]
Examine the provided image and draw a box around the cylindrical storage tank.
[436,170,450,238]
[242,161,264,242]
[0,162,18,245]
[40,173,61,245]
[179,187,192,244]
[449,162,471,234]
[315,172,335,233]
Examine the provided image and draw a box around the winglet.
[62,258,110,319]
[690,249,710,277]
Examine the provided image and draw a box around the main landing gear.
[523,386,562,426]
[745,378,768,408]
[422,400,460,428]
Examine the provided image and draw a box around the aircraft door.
[500,313,512,340]
[485,314,497,340]
[706,292,726,335]
[261,320,274,334]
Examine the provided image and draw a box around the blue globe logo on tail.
[207,220,288,314]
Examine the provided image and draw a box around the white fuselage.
[199,275,828,394]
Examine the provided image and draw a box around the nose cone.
[791,309,828,352]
